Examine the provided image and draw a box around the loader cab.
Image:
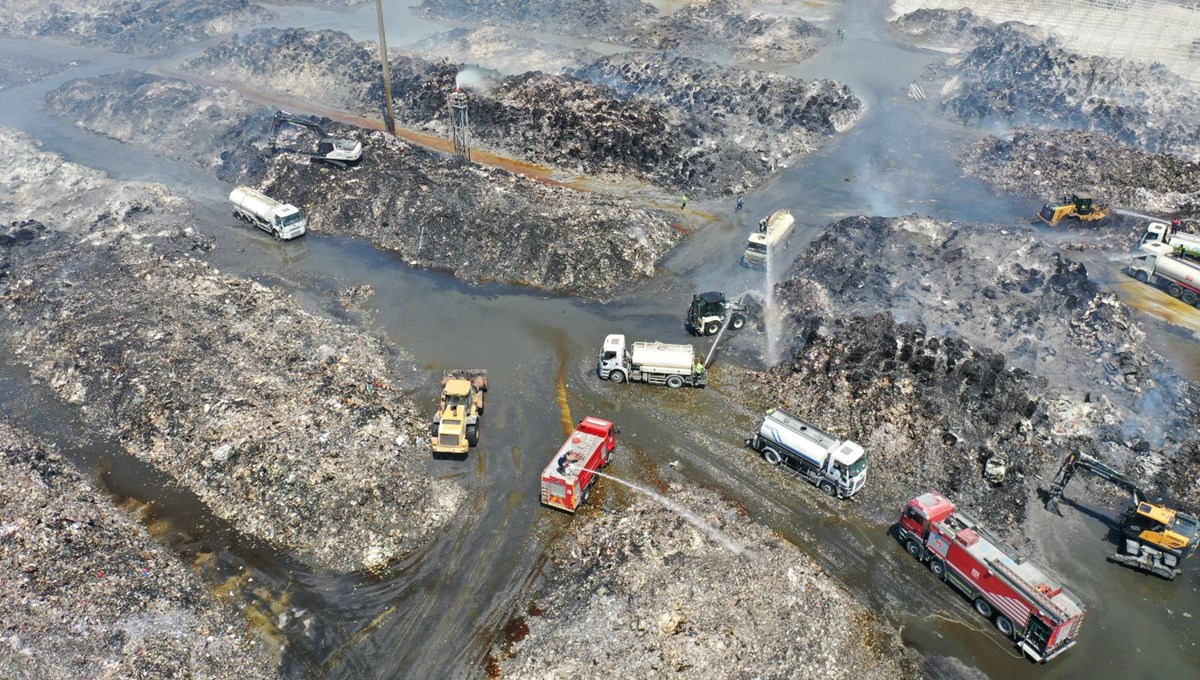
[687,291,726,334]
[1124,503,1200,559]
[1072,193,1096,215]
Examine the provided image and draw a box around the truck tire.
[1134,270,1148,283]
[819,480,836,496]
[730,314,746,330]
[973,597,993,619]
[666,375,685,389]
[762,447,782,466]
[995,615,1014,639]
[466,424,479,447]
[905,539,922,559]
[704,321,721,336]
[930,559,946,580]
[1183,290,1197,305]
[609,371,626,384]
[1168,283,1184,298]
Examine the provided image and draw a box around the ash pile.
[493,484,919,679]
[414,0,829,63]
[731,215,1198,531]
[41,71,682,299]
[959,128,1200,218]
[914,19,1200,158]
[0,418,278,678]
[182,28,860,194]
[42,70,270,183]
[0,0,271,54]
[0,128,461,574]
[258,127,684,300]
[890,8,996,50]
[571,53,862,191]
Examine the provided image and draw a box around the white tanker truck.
[229,186,307,240]
[1142,221,1200,258]
[597,334,707,388]
[1128,240,1200,308]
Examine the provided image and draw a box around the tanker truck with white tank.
[229,187,307,240]
[1142,220,1200,259]
[1128,240,1200,308]
[743,209,795,268]
[597,334,706,388]
[745,408,867,498]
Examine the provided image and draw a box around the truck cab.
[272,205,308,240]
[597,334,628,381]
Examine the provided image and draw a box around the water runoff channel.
[1,0,1199,677]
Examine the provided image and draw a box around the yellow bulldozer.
[1037,193,1110,227]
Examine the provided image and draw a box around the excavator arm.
[271,110,329,146]
[1046,451,1146,514]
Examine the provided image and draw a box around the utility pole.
[375,0,396,135]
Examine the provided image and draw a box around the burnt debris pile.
[415,0,828,63]
[258,127,683,299]
[0,129,460,574]
[960,128,1200,217]
[182,28,860,193]
[0,419,278,678]
[43,71,270,183]
[890,8,996,50]
[932,23,1200,157]
[0,0,270,54]
[495,484,919,679]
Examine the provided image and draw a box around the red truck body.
[540,417,616,513]
[898,491,1086,663]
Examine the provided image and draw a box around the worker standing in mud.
[681,194,688,210]
[736,194,744,212]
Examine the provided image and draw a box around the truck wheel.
[1134,270,1148,283]
[466,424,479,447]
[704,321,721,336]
[1168,283,1184,298]
[905,539,922,559]
[762,448,782,466]
[666,375,685,389]
[609,371,626,384]
[930,559,946,580]
[995,615,1015,639]
[819,480,836,496]
[730,314,746,330]
[1183,290,1197,305]
[973,597,994,619]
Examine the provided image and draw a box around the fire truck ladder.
[1045,451,1145,515]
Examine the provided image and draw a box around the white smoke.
[455,67,492,93]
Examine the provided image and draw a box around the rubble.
[0,128,462,573]
[0,418,279,678]
[0,0,271,54]
[415,0,829,64]
[411,28,600,76]
[0,54,76,90]
[412,0,654,43]
[182,28,861,193]
[43,70,270,183]
[571,53,862,191]
[959,128,1200,218]
[494,485,920,679]
[925,23,1200,158]
[725,215,1200,530]
[40,73,684,299]
[890,8,996,50]
[624,0,829,64]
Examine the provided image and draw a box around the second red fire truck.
[540,417,617,513]
[897,490,1086,663]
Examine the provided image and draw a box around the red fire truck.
[540,417,617,513]
[897,491,1086,663]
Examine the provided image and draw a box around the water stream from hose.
[592,471,756,559]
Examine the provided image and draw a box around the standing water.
[591,471,756,559]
